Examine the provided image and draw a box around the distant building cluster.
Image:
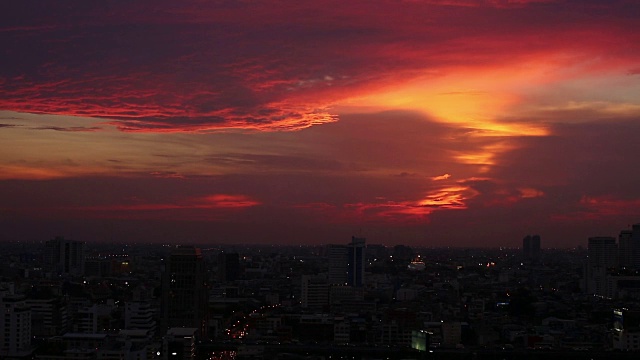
[44,236,85,276]
[580,224,640,351]
[2,229,640,358]
[583,224,640,299]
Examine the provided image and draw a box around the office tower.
[44,236,85,275]
[628,224,640,270]
[347,236,366,287]
[327,244,348,285]
[619,230,633,268]
[0,294,32,358]
[217,252,240,282]
[301,275,329,310]
[585,236,617,296]
[618,224,640,270]
[613,309,640,351]
[26,297,68,337]
[631,224,640,269]
[161,246,208,338]
[588,236,617,268]
[522,235,541,260]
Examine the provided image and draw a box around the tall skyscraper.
[585,236,618,296]
[44,236,85,275]
[631,224,640,269]
[162,246,208,338]
[617,224,640,270]
[217,252,240,282]
[347,236,366,287]
[619,229,634,268]
[522,235,541,260]
[588,236,617,269]
[327,244,348,285]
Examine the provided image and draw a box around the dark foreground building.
[162,246,208,338]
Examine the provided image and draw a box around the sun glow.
[345,63,554,137]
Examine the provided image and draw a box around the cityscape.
[1,223,640,359]
[2,1,640,359]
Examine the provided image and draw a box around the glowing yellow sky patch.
[535,101,640,117]
[344,63,554,137]
[452,141,515,173]
[418,185,475,208]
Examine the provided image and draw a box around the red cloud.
[51,194,261,220]
[552,196,640,222]
[1,1,638,132]
[295,184,476,224]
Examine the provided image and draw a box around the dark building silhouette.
[327,244,348,285]
[522,235,541,260]
[347,236,366,287]
[619,224,640,270]
[584,236,618,296]
[161,246,208,338]
[613,308,640,350]
[217,252,240,282]
[43,236,85,275]
[588,236,617,268]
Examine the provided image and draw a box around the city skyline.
[2,1,640,247]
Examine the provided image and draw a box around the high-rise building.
[617,224,640,270]
[585,236,618,296]
[26,297,68,337]
[522,235,541,260]
[161,246,208,338]
[327,237,366,287]
[347,236,366,287]
[301,275,329,310]
[631,224,640,269]
[588,236,617,269]
[629,224,640,270]
[217,252,240,282]
[44,236,85,275]
[613,309,640,351]
[0,294,32,358]
[327,244,348,285]
[619,229,634,268]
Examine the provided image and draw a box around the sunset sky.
[2,0,640,247]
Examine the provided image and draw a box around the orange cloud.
[417,186,475,209]
[431,173,451,181]
[296,184,477,224]
[199,194,262,209]
[2,1,638,133]
[0,164,112,180]
[518,187,544,199]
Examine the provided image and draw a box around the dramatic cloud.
[2,1,639,132]
[1,1,639,246]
